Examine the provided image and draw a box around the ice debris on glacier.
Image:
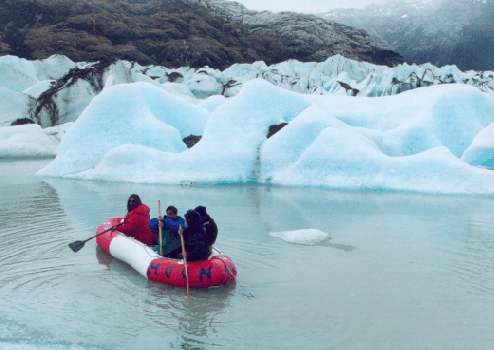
[1,53,494,126]
[38,79,494,194]
[0,87,33,126]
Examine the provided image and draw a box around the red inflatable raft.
[96,218,237,288]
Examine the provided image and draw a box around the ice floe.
[270,229,330,245]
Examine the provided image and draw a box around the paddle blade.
[68,240,85,253]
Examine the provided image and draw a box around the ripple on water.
[440,221,494,297]
[0,315,107,350]
[2,161,494,349]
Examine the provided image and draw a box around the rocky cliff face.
[0,0,402,69]
[321,0,494,70]
[198,0,402,66]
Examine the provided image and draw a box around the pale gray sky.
[233,0,390,13]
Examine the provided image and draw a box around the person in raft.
[179,209,211,261]
[194,206,218,254]
[149,205,186,258]
[119,194,157,246]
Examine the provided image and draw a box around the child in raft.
[150,206,211,261]
[150,205,186,258]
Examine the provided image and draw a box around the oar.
[68,222,124,253]
[158,200,163,256]
[213,246,224,255]
[178,225,190,295]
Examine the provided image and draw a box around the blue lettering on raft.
[165,266,174,278]
[149,263,159,276]
[199,266,213,282]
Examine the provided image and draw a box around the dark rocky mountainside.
[0,0,402,69]
[321,0,494,70]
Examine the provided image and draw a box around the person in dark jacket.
[119,194,156,246]
[179,209,210,262]
[194,206,218,253]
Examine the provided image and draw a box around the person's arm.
[119,213,138,237]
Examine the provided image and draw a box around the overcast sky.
[233,0,390,13]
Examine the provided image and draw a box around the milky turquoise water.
[1,160,494,350]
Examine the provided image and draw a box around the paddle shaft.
[69,222,125,252]
[178,227,190,295]
[85,222,124,243]
[213,246,224,255]
[158,200,163,256]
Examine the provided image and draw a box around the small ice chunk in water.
[270,229,330,246]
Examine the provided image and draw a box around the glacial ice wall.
[38,80,494,194]
[1,54,493,127]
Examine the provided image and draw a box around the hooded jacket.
[119,204,156,246]
[194,206,218,246]
[183,210,210,261]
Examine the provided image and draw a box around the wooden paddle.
[213,246,224,255]
[68,222,123,253]
[178,225,190,295]
[158,200,163,256]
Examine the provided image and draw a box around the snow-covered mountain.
[1,54,493,128]
[321,0,494,70]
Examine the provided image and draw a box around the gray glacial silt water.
[1,160,494,350]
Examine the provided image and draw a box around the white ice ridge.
[270,229,330,245]
[38,79,494,194]
[1,53,493,126]
[0,124,58,158]
[0,123,73,159]
[462,123,494,170]
[0,54,76,92]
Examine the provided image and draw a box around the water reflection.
[95,245,235,350]
[148,285,235,350]
[95,246,113,267]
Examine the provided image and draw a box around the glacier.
[2,53,494,194]
[0,87,33,126]
[39,82,208,177]
[0,54,76,92]
[38,79,494,194]
[462,124,494,170]
[0,54,493,127]
[0,124,58,158]
[0,123,72,158]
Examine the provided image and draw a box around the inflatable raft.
[96,218,237,288]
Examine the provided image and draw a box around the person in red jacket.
[119,194,156,246]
